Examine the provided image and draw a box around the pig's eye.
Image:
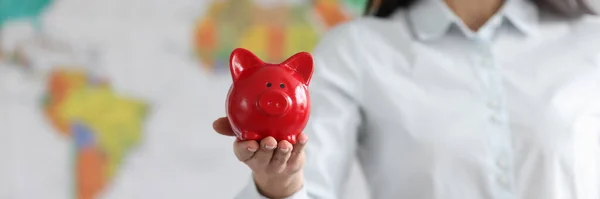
[266,82,272,87]
[280,83,285,88]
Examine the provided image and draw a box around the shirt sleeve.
[235,177,309,199]
[235,21,365,199]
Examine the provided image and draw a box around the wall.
[0,0,369,198]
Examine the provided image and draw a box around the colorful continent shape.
[0,0,53,27]
[43,68,148,199]
[193,0,366,73]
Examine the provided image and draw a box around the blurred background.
[0,0,369,198]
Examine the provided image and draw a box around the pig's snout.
[257,90,291,116]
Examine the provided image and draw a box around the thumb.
[213,117,236,136]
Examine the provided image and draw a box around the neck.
[444,0,504,31]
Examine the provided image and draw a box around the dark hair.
[364,0,418,17]
[364,0,598,18]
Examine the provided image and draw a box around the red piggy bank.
[226,48,314,144]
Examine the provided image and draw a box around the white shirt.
[236,0,600,198]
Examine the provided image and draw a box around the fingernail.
[247,148,258,152]
[264,145,276,150]
[299,137,308,144]
[280,148,290,153]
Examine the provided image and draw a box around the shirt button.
[487,100,500,109]
[497,174,511,188]
[491,115,503,124]
[497,156,509,170]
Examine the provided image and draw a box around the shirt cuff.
[235,177,308,199]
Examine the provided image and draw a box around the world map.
[0,0,366,198]
[193,0,366,73]
[42,68,149,199]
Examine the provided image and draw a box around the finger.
[250,137,277,168]
[268,140,293,173]
[233,140,260,162]
[213,117,235,136]
[288,134,307,166]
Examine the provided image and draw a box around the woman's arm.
[235,22,365,199]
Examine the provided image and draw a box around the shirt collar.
[404,0,540,41]
[503,0,540,36]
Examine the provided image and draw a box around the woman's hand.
[213,117,308,198]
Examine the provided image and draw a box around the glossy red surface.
[226,48,314,144]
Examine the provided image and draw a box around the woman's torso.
[343,1,600,198]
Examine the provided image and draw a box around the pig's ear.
[229,48,264,82]
[283,52,314,85]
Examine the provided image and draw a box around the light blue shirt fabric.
[236,0,600,198]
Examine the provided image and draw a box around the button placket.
[480,47,504,125]
[474,42,516,198]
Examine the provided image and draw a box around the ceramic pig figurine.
[226,48,314,144]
